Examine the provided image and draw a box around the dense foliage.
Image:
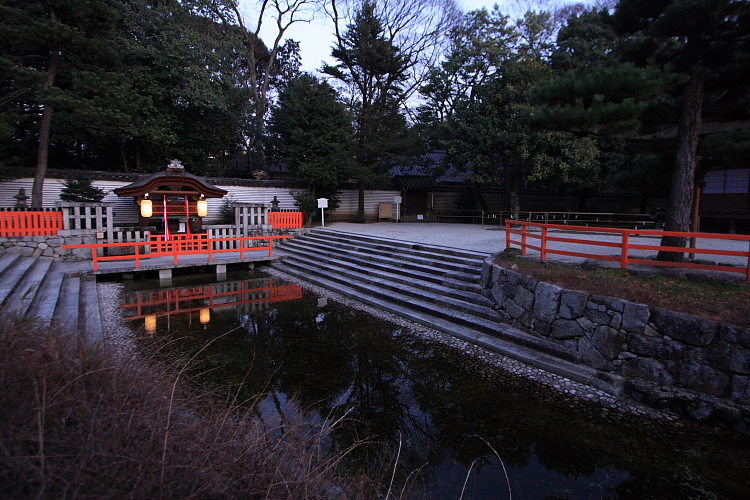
[1,0,748,235]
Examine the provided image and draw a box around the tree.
[0,0,147,207]
[323,0,417,217]
[614,0,750,261]
[195,0,315,169]
[269,73,352,200]
[443,60,599,219]
[59,176,107,202]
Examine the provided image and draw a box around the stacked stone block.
[0,234,96,261]
[482,257,750,431]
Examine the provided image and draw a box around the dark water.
[114,272,750,500]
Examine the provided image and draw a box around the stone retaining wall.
[482,255,750,433]
[0,231,97,261]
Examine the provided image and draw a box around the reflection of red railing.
[62,233,290,271]
[506,220,750,281]
[0,210,63,237]
[269,211,303,229]
[121,280,304,320]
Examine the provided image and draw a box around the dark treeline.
[2,0,750,258]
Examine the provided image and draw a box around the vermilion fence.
[0,209,64,237]
[505,220,750,281]
[62,233,290,271]
[269,211,303,229]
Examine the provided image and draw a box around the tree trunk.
[358,180,365,219]
[504,164,521,221]
[657,56,704,262]
[32,42,60,209]
[474,181,489,211]
[120,141,129,172]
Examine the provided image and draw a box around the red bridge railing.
[62,233,290,271]
[0,210,63,237]
[505,220,750,281]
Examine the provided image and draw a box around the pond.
[102,270,750,500]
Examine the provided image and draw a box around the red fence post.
[621,232,630,269]
[506,222,511,250]
[521,225,527,256]
[541,227,548,260]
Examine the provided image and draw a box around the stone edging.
[481,255,750,434]
[0,233,98,261]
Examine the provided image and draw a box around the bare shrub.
[0,321,373,500]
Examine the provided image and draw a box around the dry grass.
[494,254,750,329]
[0,321,374,500]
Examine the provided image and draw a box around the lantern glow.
[140,196,153,218]
[199,308,210,324]
[145,314,156,333]
[197,196,208,217]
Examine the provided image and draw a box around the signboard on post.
[317,198,328,227]
[393,196,402,222]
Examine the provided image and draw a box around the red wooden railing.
[62,233,290,271]
[0,210,64,237]
[505,220,750,281]
[121,280,303,320]
[269,211,303,229]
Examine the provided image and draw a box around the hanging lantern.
[197,195,208,217]
[199,307,210,324]
[145,314,157,333]
[140,194,153,218]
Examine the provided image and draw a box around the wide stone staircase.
[273,228,621,394]
[0,252,102,342]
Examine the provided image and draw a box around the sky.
[239,1,600,73]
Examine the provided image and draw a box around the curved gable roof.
[113,170,228,198]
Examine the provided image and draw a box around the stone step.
[297,230,487,270]
[0,256,37,307]
[0,252,22,279]
[275,260,583,366]
[54,275,81,333]
[81,277,104,343]
[280,238,481,282]
[26,262,67,325]
[1,258,53,319]
[280,257,499,321]
[308,228,490,261]
[285,249,487,298]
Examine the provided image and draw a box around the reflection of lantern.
[197,196,208,217]
[145,314,157,333]
[199,308,210,324]
[141,195,153,218]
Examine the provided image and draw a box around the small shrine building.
[113,160,227,235]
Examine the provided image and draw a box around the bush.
[352,211,366,223]
[59,176,107,202]
[0,322,373,500]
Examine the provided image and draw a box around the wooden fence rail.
[269,211,303,229]
[505,220,750,281]
[0,210,64,237]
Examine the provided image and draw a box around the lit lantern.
[199,307,210,324]
[145,314,157,333]
[140,195,153,218]
[197,196,208,217]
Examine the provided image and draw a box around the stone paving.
[325,221,750,269]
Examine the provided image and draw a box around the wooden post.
[621,232,630,269]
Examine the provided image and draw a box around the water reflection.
[119,275,750,500]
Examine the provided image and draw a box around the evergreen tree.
[614,0,750,261]
[270,74,352,200]
[0,0,147,207]
[59,176,107,202]
[323,0,412,218]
